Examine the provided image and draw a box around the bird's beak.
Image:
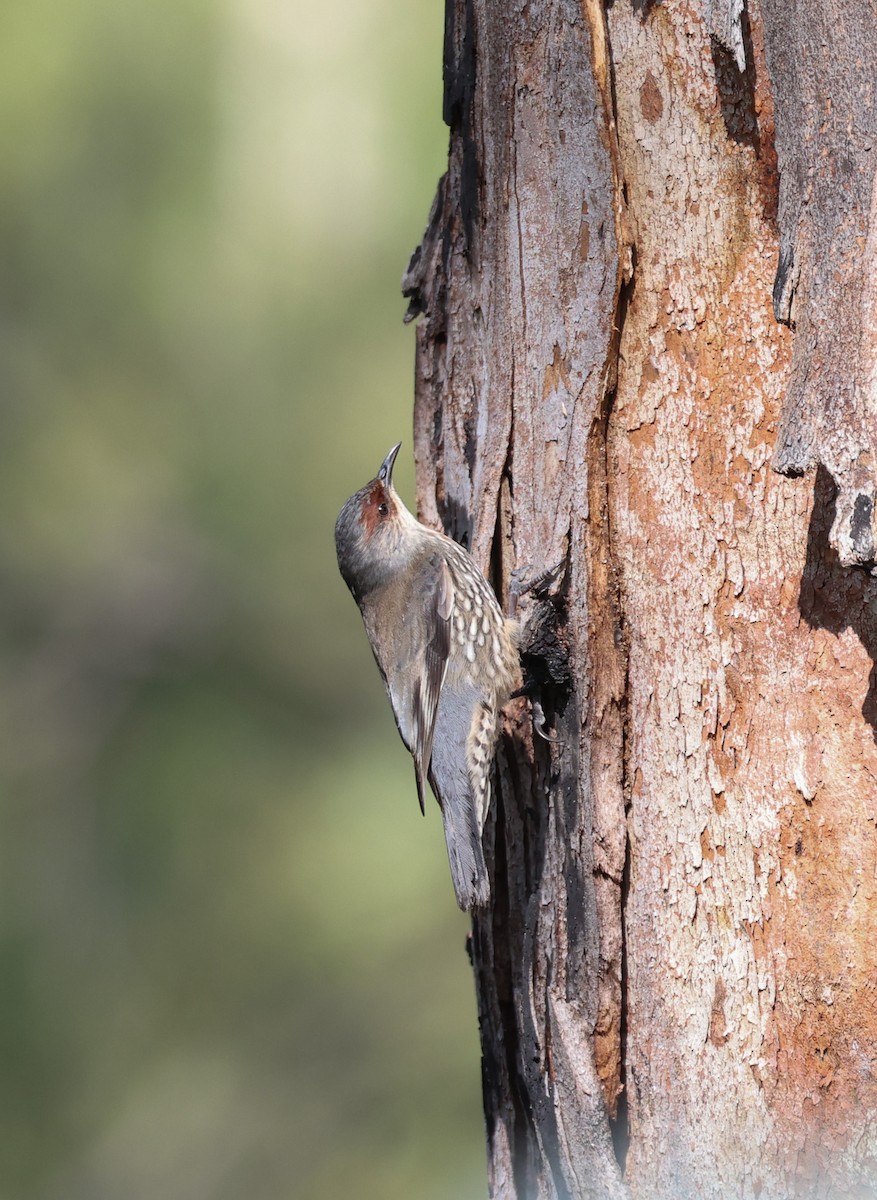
[378,443,401,486]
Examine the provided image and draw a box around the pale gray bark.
[761,0,877,569]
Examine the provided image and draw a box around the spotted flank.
[467,701,498,831]
[442,541,516,686]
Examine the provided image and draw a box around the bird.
[335,443,520,910]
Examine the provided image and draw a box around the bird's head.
[335,443,420,599]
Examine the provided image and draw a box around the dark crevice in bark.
[489,472,512,609]
[710,4,758,151]
[599,369,632,1177]
[462,412,477,475]
[536,689,584,1200]
[597,5,636,1142]
[517,576,574,727]
[610,829,631,1172]
[599,378,632,1172]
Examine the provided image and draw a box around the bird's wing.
[412,554,453,814]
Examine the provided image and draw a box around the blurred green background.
[0,1,487,1197]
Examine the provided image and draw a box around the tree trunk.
[403,1,877,1196]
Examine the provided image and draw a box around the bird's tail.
[429,683,491,910]
[440,774,490,911]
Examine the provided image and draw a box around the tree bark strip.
[406,0,877,1195]
[760,0,877,569]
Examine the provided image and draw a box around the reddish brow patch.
[360,481,388,537]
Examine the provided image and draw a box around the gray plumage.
[335,444,519,910]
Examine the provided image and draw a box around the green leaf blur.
[0,1,486,1196]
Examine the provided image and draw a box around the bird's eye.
[378,502,389,516]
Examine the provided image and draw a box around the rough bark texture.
[405,0,877,1196]
[760,0,877,570]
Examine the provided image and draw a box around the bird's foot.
[509,683,562,744]
[531,696,560,742]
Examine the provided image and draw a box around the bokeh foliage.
[0,1,486,1196]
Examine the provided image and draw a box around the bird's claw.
[509,687,562,744]
[531,697,560,743]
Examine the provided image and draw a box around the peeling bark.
[760,1,877,569]
[405,0,877,1196]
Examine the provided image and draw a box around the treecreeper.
[335,444,519,910]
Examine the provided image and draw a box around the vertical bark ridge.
[407,0,629,1193]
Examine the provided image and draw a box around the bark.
[404,1,877,1196]
[760,0,877,569]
